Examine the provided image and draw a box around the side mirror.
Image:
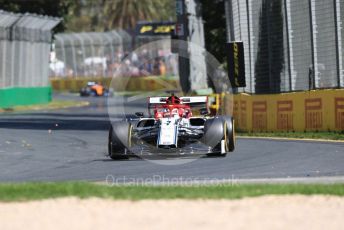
[199,108,209,116]
[135,112,144,117]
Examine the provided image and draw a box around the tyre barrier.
[212,89,344,132]
[50,76,180,93]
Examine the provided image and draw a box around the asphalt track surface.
[0,94,343,183]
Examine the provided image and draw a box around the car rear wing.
[148,96,209,115]
[148,97,169,104]
[148,96,208,105]
[180,96,208,105]
[181,97,209,114]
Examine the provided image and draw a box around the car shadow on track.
[94,154,220,162]
[0,113,140,131]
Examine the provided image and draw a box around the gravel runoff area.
[0,195,343,230]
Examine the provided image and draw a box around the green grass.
[0,182,343,202]
[113,91,164,97]
[237,131,344,141]
[113,90,180,97]
[0,100,89,113]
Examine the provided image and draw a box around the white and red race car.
[108,94,235,159]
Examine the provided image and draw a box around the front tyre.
[203,116,235,157]
[108,122,132,160]
[221,116,235,152]
[203,117,226,157]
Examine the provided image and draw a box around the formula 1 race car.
[80,81,111,97]
[108,94,235,159]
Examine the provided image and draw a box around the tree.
[0,0,174,32]
[102,0,175,31]
[0,0,77,32]
[200,0,227,64]
[64,0,102,32]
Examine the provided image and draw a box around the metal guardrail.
[0,10,60,89]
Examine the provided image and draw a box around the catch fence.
[225,0,344,93]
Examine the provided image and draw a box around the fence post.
[246,0,253,93]
[87,33,95,72]
[74,33,86,77]
[334,0,342,88]
[308,0,317,89]
[284,0,292,91]
[104,32,115,77]
[224,0,235,41]
[57,36,67,76]
[9,16,21,88]
[66,35,77,77]
[1,41,6,87]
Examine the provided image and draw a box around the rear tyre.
[90,89,97,97]
[80,88,89,97]
[108,122,132,160]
